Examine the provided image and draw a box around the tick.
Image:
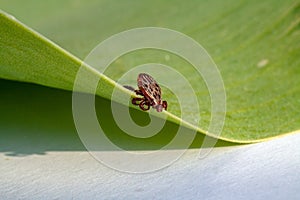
[124,73,168,112]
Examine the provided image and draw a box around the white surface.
[1,132,300,200]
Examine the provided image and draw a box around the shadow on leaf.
[0,79,236,156]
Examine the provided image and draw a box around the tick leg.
[132,97,144,105]
[162,101,168,111]
[139,100,150,111]
[134,89,144,96]
[123,86,144,97]
[123,85,135,92]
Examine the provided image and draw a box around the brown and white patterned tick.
[124,73,167,112]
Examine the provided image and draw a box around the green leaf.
[1,0,299,145]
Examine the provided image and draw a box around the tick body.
[125,73,167,112]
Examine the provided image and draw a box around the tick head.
[154,104,164,112]
[154,101,167,112]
